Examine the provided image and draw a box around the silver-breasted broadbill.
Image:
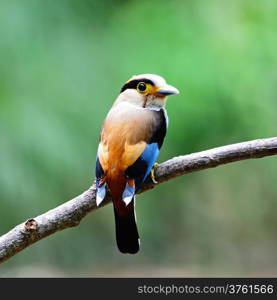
[95,74,179,254]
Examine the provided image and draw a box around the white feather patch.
[96,195,104,206]
[123,196,133,206]
[122,182,135,206]
[96,183,106,206]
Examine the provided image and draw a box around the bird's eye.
[137,82,147,93]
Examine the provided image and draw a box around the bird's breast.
[98,103,157,175]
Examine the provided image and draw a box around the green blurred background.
[1,0,277,277]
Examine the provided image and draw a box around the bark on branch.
[0,137,277,264]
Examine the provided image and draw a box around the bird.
[95,74,179,254]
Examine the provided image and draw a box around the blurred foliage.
[1,0,277,276]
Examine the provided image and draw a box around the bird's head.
[117,74,179,108]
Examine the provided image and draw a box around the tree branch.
[0,137,277,264]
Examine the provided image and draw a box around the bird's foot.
[150,162,159,184]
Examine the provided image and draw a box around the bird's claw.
[150,162,159,184]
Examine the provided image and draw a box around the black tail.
[113,202,140,254]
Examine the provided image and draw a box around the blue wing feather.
[95,156,107,205]
[139,143,160,182]
[125,142,160,190]
[96,156,104,179]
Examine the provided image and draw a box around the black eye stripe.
[120,79,154,93]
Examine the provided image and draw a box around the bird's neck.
[114,88,167,110]
[145,97,167,110]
